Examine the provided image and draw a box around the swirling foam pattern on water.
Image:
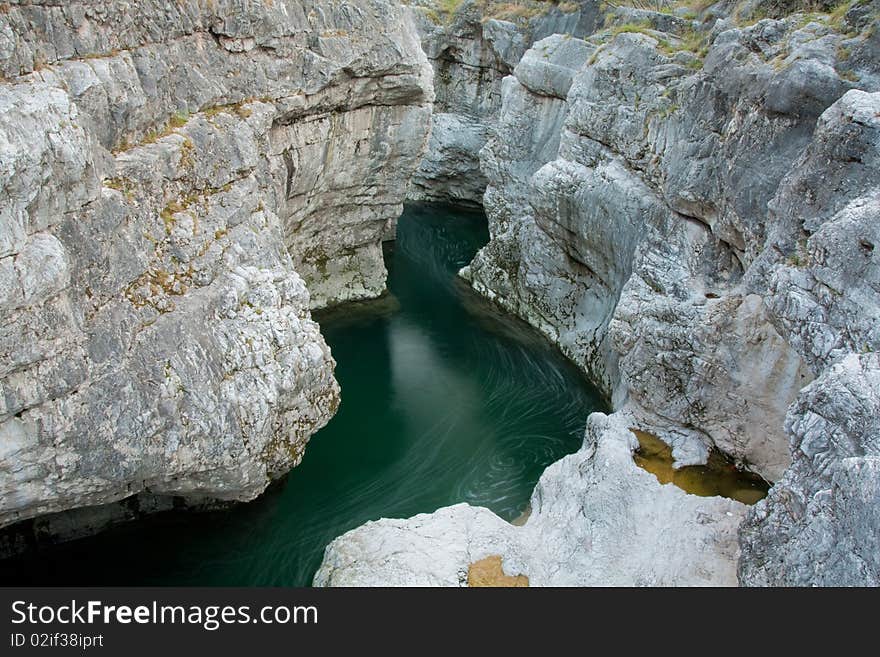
[0,204,607,586]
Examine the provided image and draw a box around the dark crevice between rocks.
[0,489,254,561]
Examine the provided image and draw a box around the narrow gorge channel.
[0,205,605,586]
[1,0,878,591]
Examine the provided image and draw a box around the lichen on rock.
[0,0,433,537]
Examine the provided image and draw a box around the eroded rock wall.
[467,6,879,481]
[738,88,880,585]
[317,2,880,587]
[0,0,432,531]
[405,0,600,206]
[464,5,880,584]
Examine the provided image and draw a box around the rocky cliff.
[467,1,879,479]
[0,0,431,537]
[405,0,600,205]
[2,0,877,586]
[467,5,879,481]
[319,0,880,586]
[738,87,880,585]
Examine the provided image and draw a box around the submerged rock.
[0,0,432,533]
[467,555,529,587]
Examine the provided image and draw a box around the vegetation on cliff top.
[409,0,581,25]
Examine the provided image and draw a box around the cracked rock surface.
[0,0,432,532]
[318,3,880,587]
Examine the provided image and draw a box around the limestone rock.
[326,7,880,587]
[738,90,880,585]
[406,0,600,205]
[316,412,746,586]
[463,33,600,388]
[466,12,880,479]
[760,90,880,369]
[0,0,433,530]
[739,354,880,586]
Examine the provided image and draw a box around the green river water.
[0,204,607,586]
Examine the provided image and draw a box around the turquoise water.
[0,204,606,586]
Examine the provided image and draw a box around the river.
[0,204,607,586]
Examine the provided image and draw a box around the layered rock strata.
[318,2,880,587]
[406,0,600,205]
[0,0,432,532]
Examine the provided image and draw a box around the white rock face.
[315,412,746,586]
[463,32,606,381]
[0,0,432,532]
[318,8,880,587]
[406,1,600,206]
[465,11,880,480]
[5,0,879,587]
[738,354,880,586]
[738,89,880,586]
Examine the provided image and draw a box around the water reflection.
[0,204,607,586]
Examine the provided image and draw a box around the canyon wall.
[319,0,880,586]
[467,6,878,481]
[2,0,877,585]
[405,0,600,206]
[739,86,880,585]
[0,0,431,535]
